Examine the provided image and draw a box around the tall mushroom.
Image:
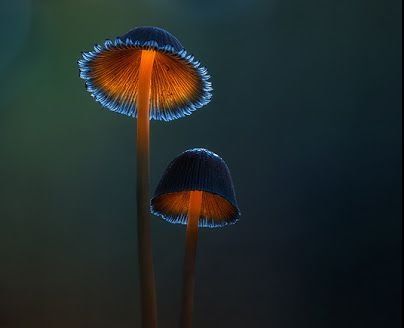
[78,27,212,328]
[151,148,240,328]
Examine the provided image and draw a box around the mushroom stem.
[180,190,203,328]
[136,50,157,328]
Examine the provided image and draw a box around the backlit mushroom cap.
[78,26,212,121]
[151,148,240,228]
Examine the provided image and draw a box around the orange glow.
[187,191,203,231]
[135,50,158,328]
[89,47,202,112]
[153,191,238,222]
[136,50,155,154]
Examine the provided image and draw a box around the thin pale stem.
[180,190,203,328]
[136,50,157,328]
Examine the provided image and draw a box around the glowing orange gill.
[89,47,202,113]
[152,190,238,223]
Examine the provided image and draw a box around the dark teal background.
[0,0,401,327]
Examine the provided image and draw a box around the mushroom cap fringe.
[78,27,212,121]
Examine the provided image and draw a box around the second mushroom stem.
[180,190,203,328]
[137,50,157,328]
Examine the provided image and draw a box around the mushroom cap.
[78,26,212,121]
[151,148,240,228]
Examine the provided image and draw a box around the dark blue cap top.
[120,26,183,52]
[151,148,240,228]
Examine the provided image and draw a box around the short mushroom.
[151,148,240,328]
[78,27,212,328]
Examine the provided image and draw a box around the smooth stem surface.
[180,191,203,328]
[136,50,157,328]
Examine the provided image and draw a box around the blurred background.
[0,0,401,327]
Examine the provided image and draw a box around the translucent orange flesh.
[153,191,238,222]
[135,50,158,328]
[89,47,202,112]
[136,50,155,155]
[187,191,203,231]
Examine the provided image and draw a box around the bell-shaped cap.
[151,148,240,228]
[78,26,212,121]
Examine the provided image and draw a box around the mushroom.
[78,27,212,328]
[151,148,240,328]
